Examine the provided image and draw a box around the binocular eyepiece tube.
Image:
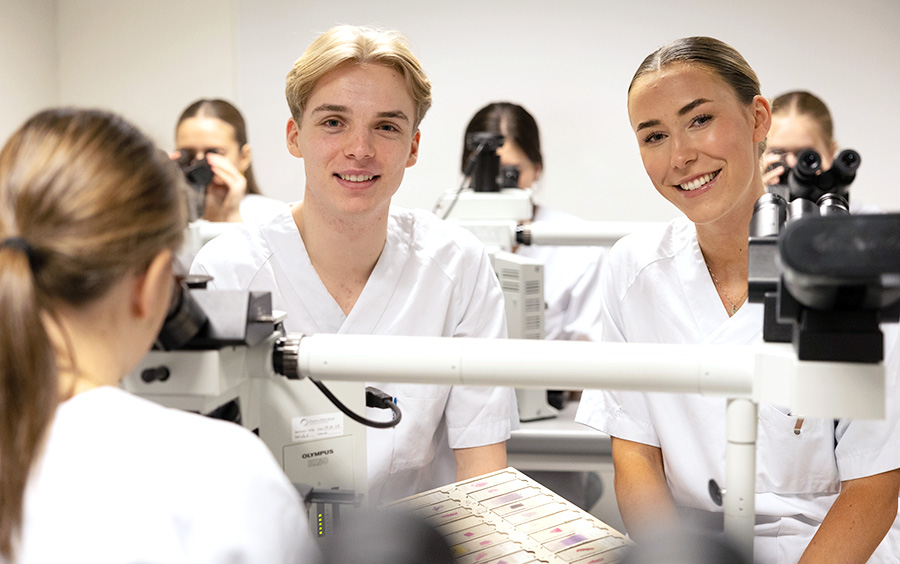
[750,190,849,238]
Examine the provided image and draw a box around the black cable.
[366,386,402,425]
[309,378,402,429]
[433,140,489,220]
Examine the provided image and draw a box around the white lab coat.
[576,217,900,563]
[14,386,313,564]
[515,206,606,342]
[192,205,519,505]
[239,193,289,223]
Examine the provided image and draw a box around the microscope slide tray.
[386,467,632,564]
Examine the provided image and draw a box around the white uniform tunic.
[515,206,606,342]
[192,206,519,505]
[14,386,314,564]
[576,217,900,563]
[239,193,288,223]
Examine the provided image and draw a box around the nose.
[784,152,798,168]
[669,134,697,170]
[344,127,375,160]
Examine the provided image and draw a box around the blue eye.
[323,119,341,128]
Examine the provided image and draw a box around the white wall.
[4,0,899,222]
[234,0,900,220]
[0,0,58,142]
[54,0,238,152]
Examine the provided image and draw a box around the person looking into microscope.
[575,37,900,562]
[762,90,876,214]
[0,108,313,563]
[174,98,286,223]
[191,25,518,505]
[459,102,606,511]
[461,102,606,346]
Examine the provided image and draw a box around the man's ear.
[131,249,173,320]
[286,117,303,158]
[406,129,421,168]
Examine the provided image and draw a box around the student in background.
[461,102,606,346]
[175,98,286,222]
[762,90,876,213]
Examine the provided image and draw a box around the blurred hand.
[762,151,786,186]
[203,153,247,222]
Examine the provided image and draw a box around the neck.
[694,181,765,315]
[46,309,126,398]
[292,200,389,314]
[293,199,388,270]
[695,181,765,273]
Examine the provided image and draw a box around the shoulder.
[63,387,269,458]
[52,388,286,490]
[240,194,290,223]
[41,388,310,561]
[388,206,490,269]
[606,216,694,278]
[191,211,294,288]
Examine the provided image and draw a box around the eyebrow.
[377,110,410,123]
[310,104,410,122]
[635,98,712,132]
[311,104,350,115]
[679,98,711,116]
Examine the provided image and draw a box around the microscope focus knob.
[140,366,170,384]
[273,335,303,380]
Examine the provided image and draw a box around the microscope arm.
[279,333,885,562]
[517,221,670,247]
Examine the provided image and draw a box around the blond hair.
[285,25,432,129]
[771,90,835,149]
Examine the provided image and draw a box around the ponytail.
[0,241,57,559]
[0,107,187,560]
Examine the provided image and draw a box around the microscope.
[123,201,900,562]
[436,132,556,421]
[125,144,900,562]
[122,276,375,539]
[748,147,900,361]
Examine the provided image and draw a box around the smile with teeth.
[678,170,720,191]
[337,173,377,183]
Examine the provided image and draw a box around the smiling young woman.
[576,36,900,563]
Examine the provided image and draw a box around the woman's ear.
[751,94,772,144]
[131,249,173,320]
[238,143,253,173]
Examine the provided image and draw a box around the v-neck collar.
[678,222,761,345]
[262,209,410,335]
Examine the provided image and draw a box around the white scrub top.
[239,193,289,223]
[576,217,900,563]
[15,386,313,564]
[192,205,519,505]
[515,206,606,342]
